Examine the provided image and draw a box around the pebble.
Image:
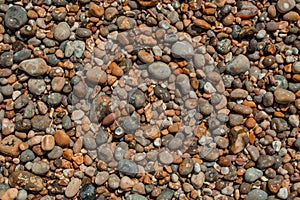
[83,133,97,150]
[105,7,118,21]
[191,172,205,189]
[9,171,43,192]
[80,184,95,200]
[277,187,288,199]
[274,88,296,104]
[179,157,194,176]
[32,161,50,175]
[108,174,120,189]
[95,171,109,185]
[148,62,171,80]
[41,135,55,151]
[31,115,51,131]
[129,89,146,109]
[117,16,136,30]
[158,150,174,165]
[16,189,27,200]
[120,176,134,190]
[171,41,194,58]
[245,189,268,200]
[0,135,22,157]
[157,188,174,200]
[48,146,63,159]
[20,149,35,162]
[257,155,275,169]
[226,55,250,75]
[54,22,71,41]
[244,168,263,183]
[76,28,92,38]
[19,58,49,76]
[89,3,104,17]
[277,0,296,13]
[28,79,46,95]
[54,130,70,147]
[119,159,139,177]
[65,178,81,198]
[5,6,28,29]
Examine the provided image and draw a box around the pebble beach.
[0,0,300,199]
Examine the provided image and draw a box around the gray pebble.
[5,6,28,29]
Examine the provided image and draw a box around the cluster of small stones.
[0,0,299,200]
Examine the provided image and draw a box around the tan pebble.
[283,11,300,21]
[54,130,70,147]
[41,135,55,151]
[27,10,38,19]
[193,19,211,29]
[89,3,104,17]
[102,113,115,126]
[110,63,124,77]
[268,5,277,18]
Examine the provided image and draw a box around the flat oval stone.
[274,88,295,104]
[65,178,81,198]
[148,62,171,80]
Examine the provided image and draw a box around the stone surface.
[65,178,81,198]
[9,171,43,192]
[0,135,22,157]
[226,55,250,75]
[19,58,49,76]
[148,62,171,80]
[54,22,71,41]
